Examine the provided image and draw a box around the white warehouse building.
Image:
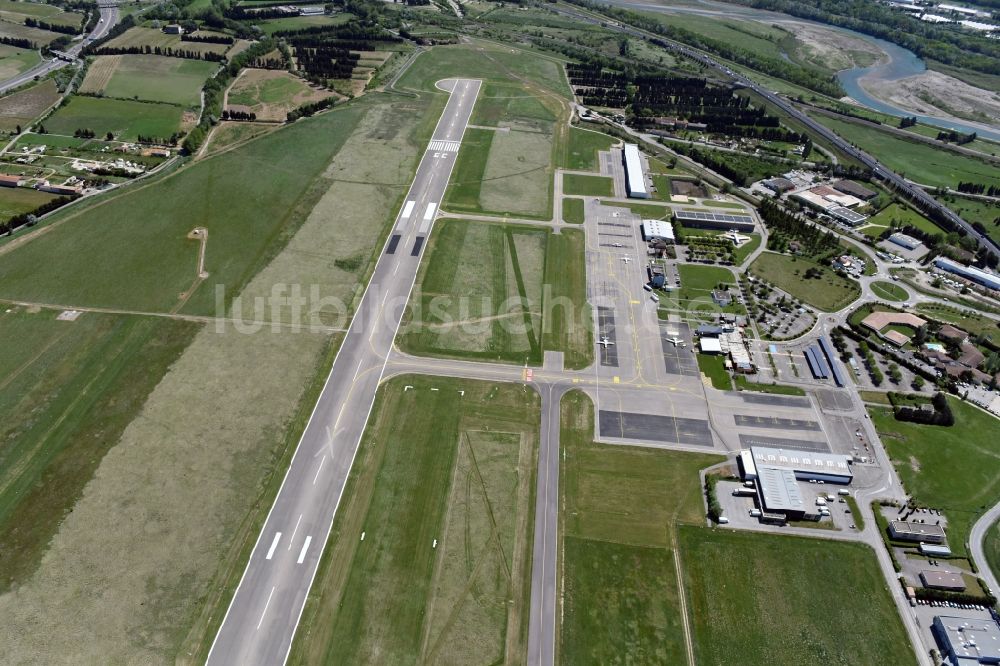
[622,143,650,199]
[934,257,1000,291]
[641,219,675,243]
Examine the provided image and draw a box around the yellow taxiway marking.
[630,300,640,304]
[613,376,620,384]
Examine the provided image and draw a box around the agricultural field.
[815,115,1000,189]
[43,96,186,141]
[0,19,65,45]
[750,251,861,312]
[255,12,352,35]
[101,26,232,56]
[445,80,561,218]
[560,125,614,171]
[79,55,217,107]
[0,43,39,81]
[0,186,58,223]
[200,121,276,157]
[0,74,437,663]
[225,68,334,121]
[398,219,591,368]
[0,0,83,27]
[289,376,540,665]
[562,197,584,224]
[870,396,1000,559]
[562,173,613,197]
[559,391,723,665]
[679,527,916,665]
[0,78,60,132]
[870,280,908,302]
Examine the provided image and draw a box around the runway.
[205,78,481,666]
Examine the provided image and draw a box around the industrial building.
[920,570,966,591]
[0,174,25,188]
[739,446,853,520]
[888,232,924,251]
[673,209,755,232]
[921,543,953,557]
[889,520,947,543]
[622,144,649,199]
[641,219,675,243]
[932,616,1000,665]
[934,257,1000,292]
[832,179,878,201]
[790,186,869,227]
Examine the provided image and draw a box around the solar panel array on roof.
[674,210,754,224]
[818,336,845,387]
[804,347,828,379]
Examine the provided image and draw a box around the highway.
[0,4,119,94]
[205,78,481,666]
[554,2,1000,261]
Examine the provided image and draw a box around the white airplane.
[621,256,631,263]
[666,336,686,347]
[598,337,615,348]
[611,242,623,247]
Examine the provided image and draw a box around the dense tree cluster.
[955,182,1000,196]
[937,130,977,144]
[0,36,35,49]
[665,140,788,186]
[758,198,840,255]
[180,33,233,44]
[73,128,96,138]
[91,44,225,61]
[893,392,955,426]
[137,133,182,145]
[286,95,336,122]
[221,108,257,121]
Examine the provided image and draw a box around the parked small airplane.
[665,336,686,347]
[621,256,631,263]
[598,337,615,348]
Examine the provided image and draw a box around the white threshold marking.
[297,536,313,564]
[418,203,437,233]
[395,200,416,230]
[313,455,326,485]
[288,514,303,550]
[265,532,281,560]
[256,586,276,630]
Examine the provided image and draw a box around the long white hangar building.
[622,143,650,199]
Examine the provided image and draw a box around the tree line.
[286,95,336,122]
[24,17,79,35]
[221,108,257,121]
[957,182,1000,196]
[91,44,226,61]
[0,35,35,49]
[181,33,233,44]
[2,196,76,236]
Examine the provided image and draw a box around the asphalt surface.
[0,5,119,94]
[205,78,481,666]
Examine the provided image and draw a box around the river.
[601,0,1000,141]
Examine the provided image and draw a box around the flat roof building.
[622,144,649,199]
[700,337,722,354]
[757,466,806,514]
[749,446,853,484]
[833,179,878,201]
[641,219,675,243]
[921,543,953,557]
[673,209,754,232]
[935,257,1000,292]
[933,616,1000,665]
[889,232,924,251]
[890,520,946,543]
[920,570,966,591]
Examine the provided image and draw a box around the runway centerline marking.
[288,514,303,550]
[313,455,326,485]
[297,536,312,564]
[265,533,281,560]
[256,586,275,630]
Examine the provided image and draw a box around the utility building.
[641,219,675,243]
[622,144,650,199]
[933,616,1000,665]
[889,521,946,544]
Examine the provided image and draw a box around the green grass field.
[661,264,743,319]
[560,126,614,171]
[559,390,723,665]
[0,187,58,223]
[0,43,40,81]
[0,78,60,132]
[562,197,584,224]
[939,196,1000,246]
[255,12,352,34]
[563,173,613,197]
[870,397,1000,559]
[986,520,1000,588]
[85,55,217,107]
[398,219,591,368]
[733,375,806,395]
[43,96,185,141]
[916,303,1000,341]
[599,199,673,219]
[750,252,861,312]
[816,116,1000,189]
[680,527,916,665]
[289,375,540,664]
[867,202,944,237]
[697,352,732,390]
[0,97,382,314]
[0,307,197,592]
[871,280,908,302]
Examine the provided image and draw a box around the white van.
[717,516,729,524]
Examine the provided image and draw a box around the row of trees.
[286,95,336,122]
[1,196,76,236]
[937,130,977,145]
[24,17,79,35]
[221,108,257,121]
[181,33,233,44]
[91,44,226,62]
[956,182,1000,196]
